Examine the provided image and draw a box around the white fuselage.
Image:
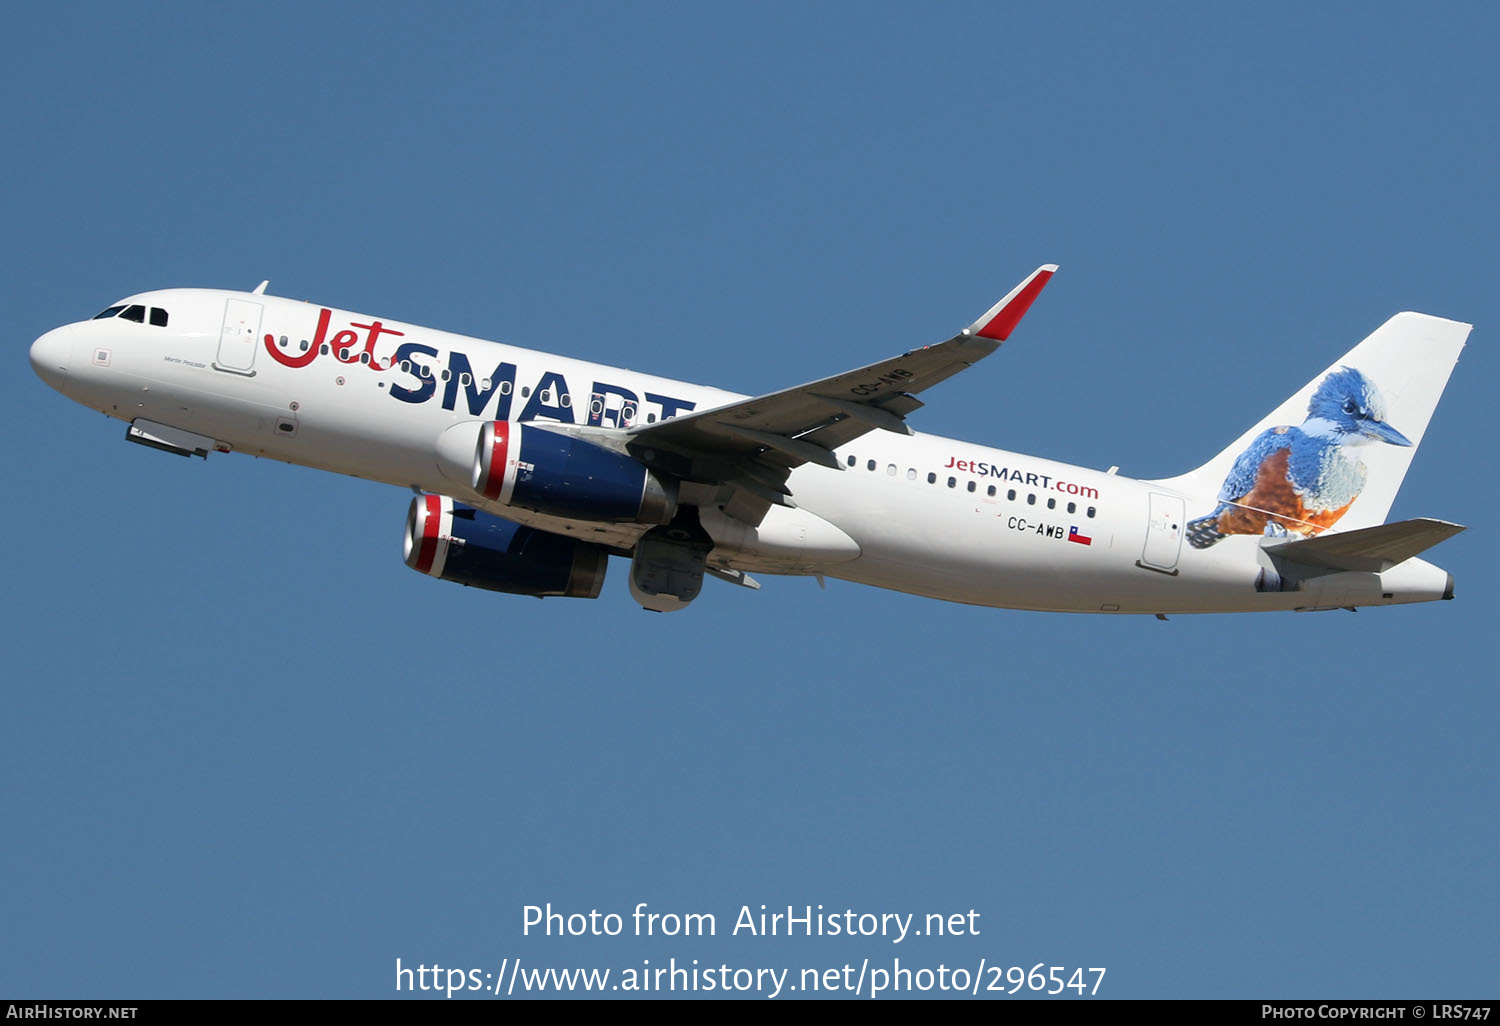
[29,288,1452,613]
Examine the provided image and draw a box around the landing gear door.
[216,299,262,375]
[1139,493,1185,574]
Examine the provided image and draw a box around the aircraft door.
[1139,492,1185,573]
[216,299,262,374]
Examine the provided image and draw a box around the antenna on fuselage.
[252,280,269,295]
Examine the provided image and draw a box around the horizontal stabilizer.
[1265,518,1465,573]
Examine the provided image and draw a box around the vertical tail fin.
[1156,312,1469,540]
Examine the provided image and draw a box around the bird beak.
[1363,419,1412,446]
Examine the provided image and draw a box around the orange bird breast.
[1217,448,1354,538]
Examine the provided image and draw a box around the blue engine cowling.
[404,494,608,598]
[471,421,677,525]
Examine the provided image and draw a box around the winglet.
[965,264,1058,341]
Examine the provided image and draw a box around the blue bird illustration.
[1186,367,1412,548]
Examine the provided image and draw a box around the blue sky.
[3,2,1495,999]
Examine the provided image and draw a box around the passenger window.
[1007,489,1016,501]
[121,305,146,323]
[1047,498,1056,509]
[927,472,936,484]
[149,308,168,327]
[987,485,996,497]
[967,481,976,493]
[1087,506,1096,518]
[1027,493,1036,505]
[886,464,896,476]
[846,455,856,467]
[1067,502,1076,513]
[92,306,124,320]
[867,460,876,471]
[947,477,956,488]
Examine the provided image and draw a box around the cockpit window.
[120,305,146,323]
[92,305,125,320]
[149,308,168,327]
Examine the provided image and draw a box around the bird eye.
[1343,399,1359,415]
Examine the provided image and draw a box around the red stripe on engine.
[414,493,442,575]
[482,421,510,500]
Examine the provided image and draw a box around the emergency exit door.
[216,299,262,374]
[1139,492,1185,573]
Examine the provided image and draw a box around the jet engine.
[403,494,608,598]
[470,421,677,524]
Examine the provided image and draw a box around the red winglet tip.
[973,266,1056,341]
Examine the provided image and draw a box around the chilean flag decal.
[1068,526,1092,546]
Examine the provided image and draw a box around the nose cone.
[30,325,74,394]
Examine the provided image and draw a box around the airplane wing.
[545,265,1057,522]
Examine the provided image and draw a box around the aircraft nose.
[30,325,74,394]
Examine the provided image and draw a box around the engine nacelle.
[471,421,677,525]
[403,494,608,599]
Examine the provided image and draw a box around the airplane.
[27,267,1470,614]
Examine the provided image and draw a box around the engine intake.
[403,494,608,598]
[472,421,676,525]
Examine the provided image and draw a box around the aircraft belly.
[699,504,860,572]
